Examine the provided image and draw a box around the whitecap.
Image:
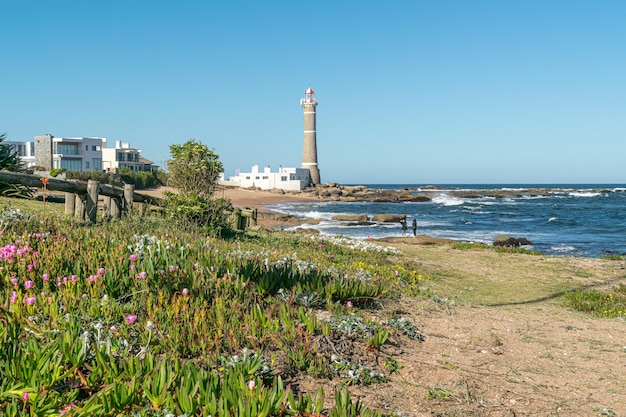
[548,217,559,222]
[568,192,601,198]
[432,194,465,206]
[551,245,576,253]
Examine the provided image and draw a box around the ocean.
[265,184,626,258]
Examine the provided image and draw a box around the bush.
[66,170,121,186]
[49,168,67,177]
[163,191,233,236]
[119,168,159,189]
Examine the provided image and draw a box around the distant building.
[34,134,106,171]
[4,140,36,167]
[221,165,310,191]
[102,140,145,173]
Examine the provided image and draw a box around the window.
[92,158,102,170]
[57,144,80,155]
[92,145,101,151]
[245,176,250,180]
[281,176,287,181]
[85,162,90,169]
[86,145,89,151]
[117,152,124,161]
[262,176,268,179]
[60,159,82,171]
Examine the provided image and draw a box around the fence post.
[74,194,86,220]
[110,198,122,218]
[124,184,135,214]
[86,180,100,224]
[64,193,76,216]
[103,196,112,220]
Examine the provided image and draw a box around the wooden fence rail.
[1,171,257,229]
[0,171,162,223]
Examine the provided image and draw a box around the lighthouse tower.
[300,87,320,185]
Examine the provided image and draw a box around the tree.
[0,132,24,172]
[166,139,223,197]
[163,139,232,236]
[0,132,31,198]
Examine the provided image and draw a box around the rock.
[332,214,369,222]
[326,188,343,197]
[372,214,407,223]
[493,236,533,247]
[340,221,376,227]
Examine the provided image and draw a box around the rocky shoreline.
[253,183,620,203]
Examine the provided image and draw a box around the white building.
[4,140,36,167]
[50,137,106,171]
[222,165,310,191]
[102,140,144,173]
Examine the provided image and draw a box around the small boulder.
[332,214,369,222]
[372,214,407,223]
[493,236,533,247]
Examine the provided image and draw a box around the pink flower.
[10,278,18,287]
[247,380,256,390]
[169,265,175,273]
[10,291,17,303]
[22,392,29,402]
[130,264,136,271]
[60,402,76,414]
[24,280,34,289]
[42,273,49,281]
[182,288,189,296]
[345,301,353,308]
[138,271,147,279]
[25,296,36,305]
[129,254,138,261]
[27,264,34,271]
[126,314,137,324]
[97,268,105,276]
[70,275,77,282]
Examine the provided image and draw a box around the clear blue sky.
[3,1,625,184]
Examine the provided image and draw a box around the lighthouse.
[300,87,320,185]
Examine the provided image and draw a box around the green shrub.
[49,168,67,177]
[163,191,233,236]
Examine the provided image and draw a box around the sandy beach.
[214,187,319,212]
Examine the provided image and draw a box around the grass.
[0,196,424,416]
[2,195,625,416]
[564,284,626,318]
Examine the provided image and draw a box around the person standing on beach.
[412,218,417,237]
[401,219,407,236]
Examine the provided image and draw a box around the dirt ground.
[142,187,626,416]
[298,251,626,417]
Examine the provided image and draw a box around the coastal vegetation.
[1,137,625,415]
[0,198,421,416]
[0,132,31,199]
[2,191,626,415]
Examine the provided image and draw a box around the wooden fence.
[0,171,257,229]
[0,171,162,223]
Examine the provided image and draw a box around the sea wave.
[432,194,464,206]
[568,192,602,198]
[550,245,576,253]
